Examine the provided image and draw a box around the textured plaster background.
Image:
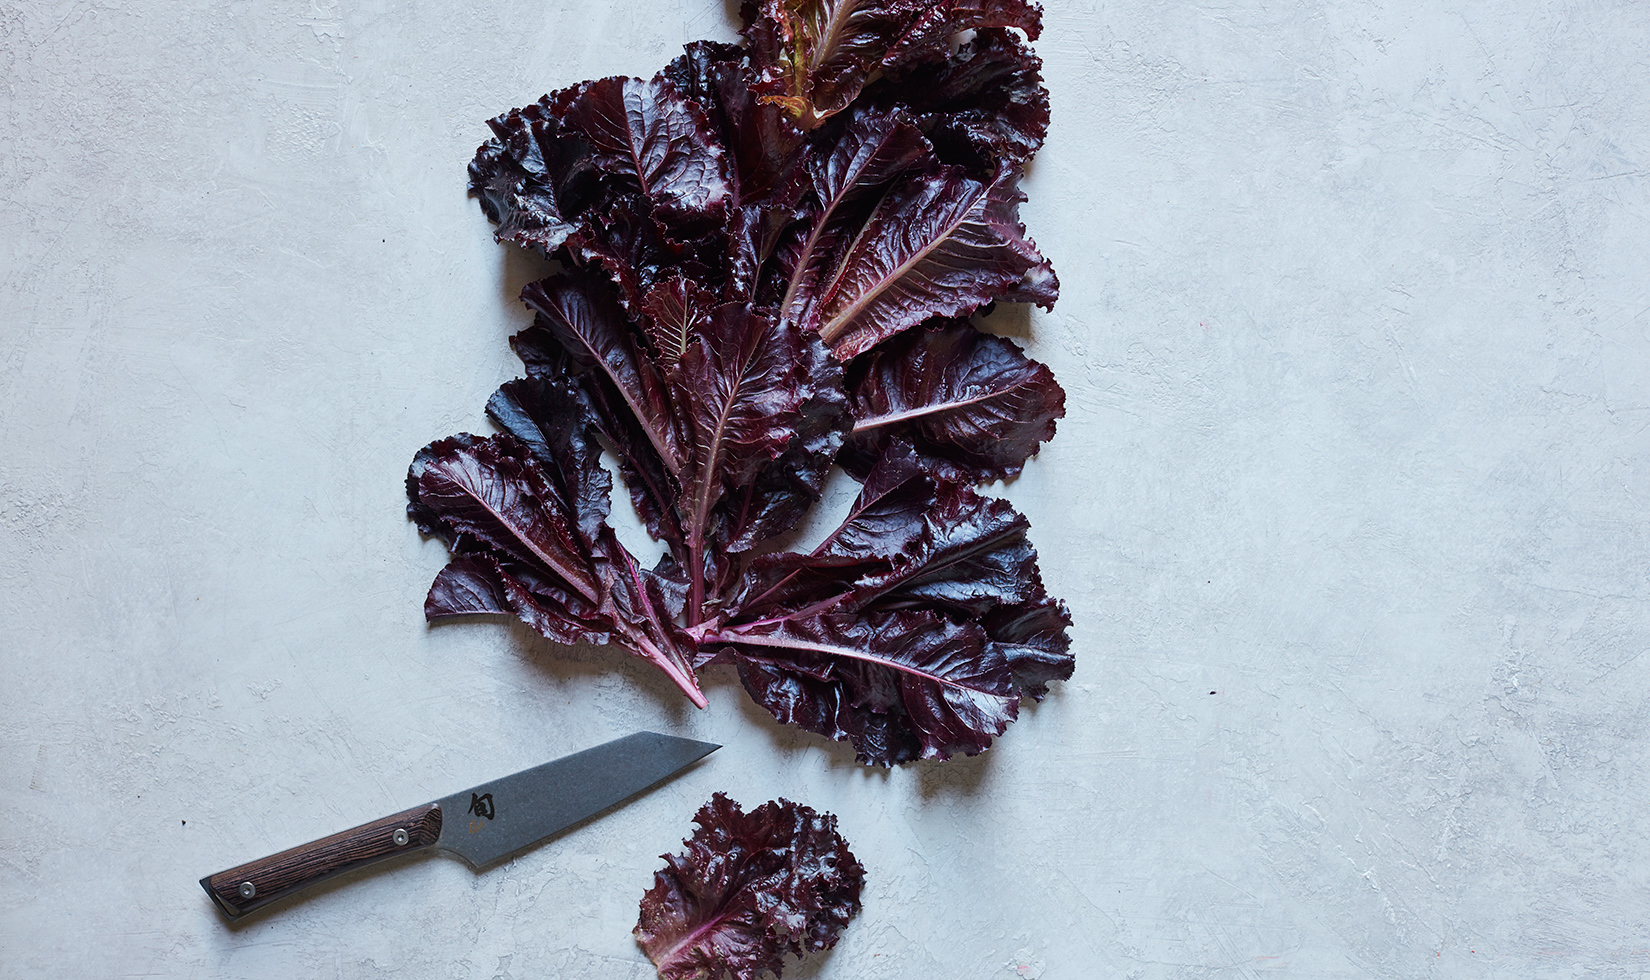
[3,0,1649,977]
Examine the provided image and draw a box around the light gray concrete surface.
[3,1,1649,977]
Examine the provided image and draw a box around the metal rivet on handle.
[392,829,409,846]
[238,881,256,899]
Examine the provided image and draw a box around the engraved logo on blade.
[468,792,495,833]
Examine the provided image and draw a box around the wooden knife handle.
[200,802,442,917]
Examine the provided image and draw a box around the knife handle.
[200,802,442,917]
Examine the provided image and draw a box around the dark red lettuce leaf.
[840,318,1064,483]
[408,433,705,706]
[424,553,615,648]
[636,794,864,980]
[865,26,1049,179]
[558,75,732,225]
[703,459,1070,763]
[813,442,933,561]
[520,270,680,482]
[773,105,932,326]
[482,375,709,673]
[669,304,806,619]
[1000,255,1061,308]
[878,0,1044,73]
[485,376,614,542]
[511,321,684,551]
[726,445,925,622]
[851,478,1043,617]
[640,275,719,368]
[567,196,715,315]
[741,0,1043,128]
[713,332,849,556]
[598,529,702,693]
[740,0,919,127]
[726,552,888,630]
[468,97,602,255]
[799,166,1056,359]
[663,42,808,207]
[727,202,806,308]
[713,609,1018,764]
[407,433,602,603]
[658,42,811,305]
[983,596,1073,699]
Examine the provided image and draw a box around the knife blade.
[200,730,719,918]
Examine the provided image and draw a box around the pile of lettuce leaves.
[409,0,1072,766]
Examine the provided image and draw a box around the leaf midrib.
[441,461,598,602]
[720,628,1006,696]
[817,180,987,343]
[851,382,1028,433]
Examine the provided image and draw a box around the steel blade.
[433,731,718,868]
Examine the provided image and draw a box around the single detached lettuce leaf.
[422,0,1072,764]
[636,794,864,980]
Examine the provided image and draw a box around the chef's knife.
[200,730,718,918]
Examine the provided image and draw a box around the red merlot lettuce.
[636,794,864,980]
[413,1,1071,764]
